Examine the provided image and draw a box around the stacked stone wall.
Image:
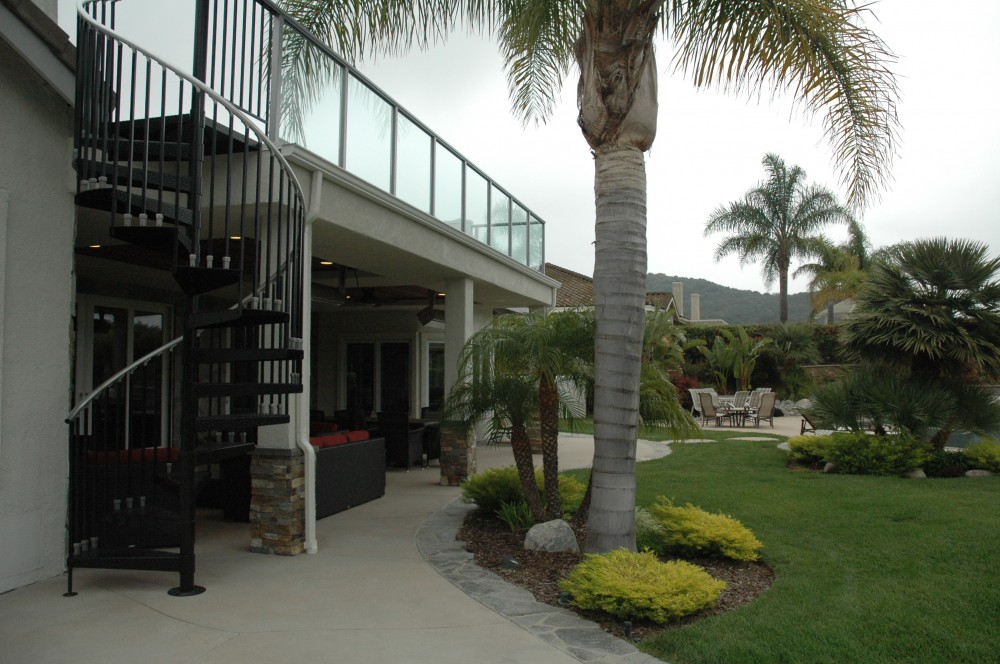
[249,448,305,555]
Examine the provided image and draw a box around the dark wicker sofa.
[309,431,386,519]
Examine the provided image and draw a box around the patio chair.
[750,392,777,428]
[800,410,820,435]
[747,388,770,411]
[732,390,750,409]
[698,392,731,427]
[689,388,706,416]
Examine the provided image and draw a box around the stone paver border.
[417,502,663,664]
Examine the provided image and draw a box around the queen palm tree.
[705,154,855,323]
[284,0,898,552]
[795,220,871,322]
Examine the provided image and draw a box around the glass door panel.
[129,312,165,448]
[379,342,410,414]
[91,306,129,448]
[346,342,375,416]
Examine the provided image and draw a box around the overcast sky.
[59,0,1000,294]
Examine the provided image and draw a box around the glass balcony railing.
[276,15,545,271]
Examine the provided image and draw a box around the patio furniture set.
[690,387,777,428]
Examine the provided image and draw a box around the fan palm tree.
[845,238,1000,381]
[284,0,898,552]
[705,154,855,323]
[842,237,1000,446]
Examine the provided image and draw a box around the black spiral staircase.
[66,0,304,595]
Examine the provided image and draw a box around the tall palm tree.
[705,154,855,323]
[284,0,898,552]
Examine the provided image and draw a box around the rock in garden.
[965,469,995,478]
[903,469,927,479]
[524,519,579,553]
[823,462,838,474]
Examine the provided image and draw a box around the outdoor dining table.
[718,396,749,426]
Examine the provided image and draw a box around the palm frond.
[671,0,899,207]
[497,0,581,125]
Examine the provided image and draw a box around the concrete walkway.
[0,418,797,664]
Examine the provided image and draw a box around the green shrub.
[923,449,972,478]
[648,498,763,561]
[496,500,534,531]
[461,467,523,514]
[787,435,835,466]
[635,506,666,554]
[460,466,587,516]
[824,432,930,476]
[965,439,1000,472]
[559,549,725,624]
[789,433,930,476]
[545,472,587,515]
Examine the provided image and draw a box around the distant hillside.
[647,273,812,324]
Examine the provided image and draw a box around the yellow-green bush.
[460,466,586,516]
[648,497,763,561]
[966,439,1000,472]
[559,549,725,624]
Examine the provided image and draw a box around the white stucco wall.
[0,38,75,593]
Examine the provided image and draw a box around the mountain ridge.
[647,273,813,324]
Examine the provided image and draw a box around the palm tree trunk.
[509,423,545,521]
[538,375,561,520]
[779,264,789,323]
[585,144,647,553]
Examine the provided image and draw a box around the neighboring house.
[545,263,726,324]
[810,297,856,324]
[0,0,557,595]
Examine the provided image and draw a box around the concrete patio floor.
[0,417,798,664]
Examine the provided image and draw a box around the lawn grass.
[563,434,1000,663]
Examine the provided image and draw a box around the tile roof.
[545,263,594,308]
[544,263,677,310]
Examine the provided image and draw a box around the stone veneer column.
[249,448,305,555]
[439,422,475,486]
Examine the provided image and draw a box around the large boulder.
[524,519,579,553]
[965,469,995,478]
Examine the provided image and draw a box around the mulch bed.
[457,510,774,644]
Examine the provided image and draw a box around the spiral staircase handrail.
[66,337,182,423]
[76,1,306,207]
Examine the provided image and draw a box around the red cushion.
[323,433,349,447]
[344,430,369,442]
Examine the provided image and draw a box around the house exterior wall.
[0,37,75,593]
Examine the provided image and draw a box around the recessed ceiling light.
[320,261,334,266]
[437,292,446,297]
[230,235,241,240]
[89,244,101,249]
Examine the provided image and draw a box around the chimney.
[690,293,701,321]
[672,282,684,318]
